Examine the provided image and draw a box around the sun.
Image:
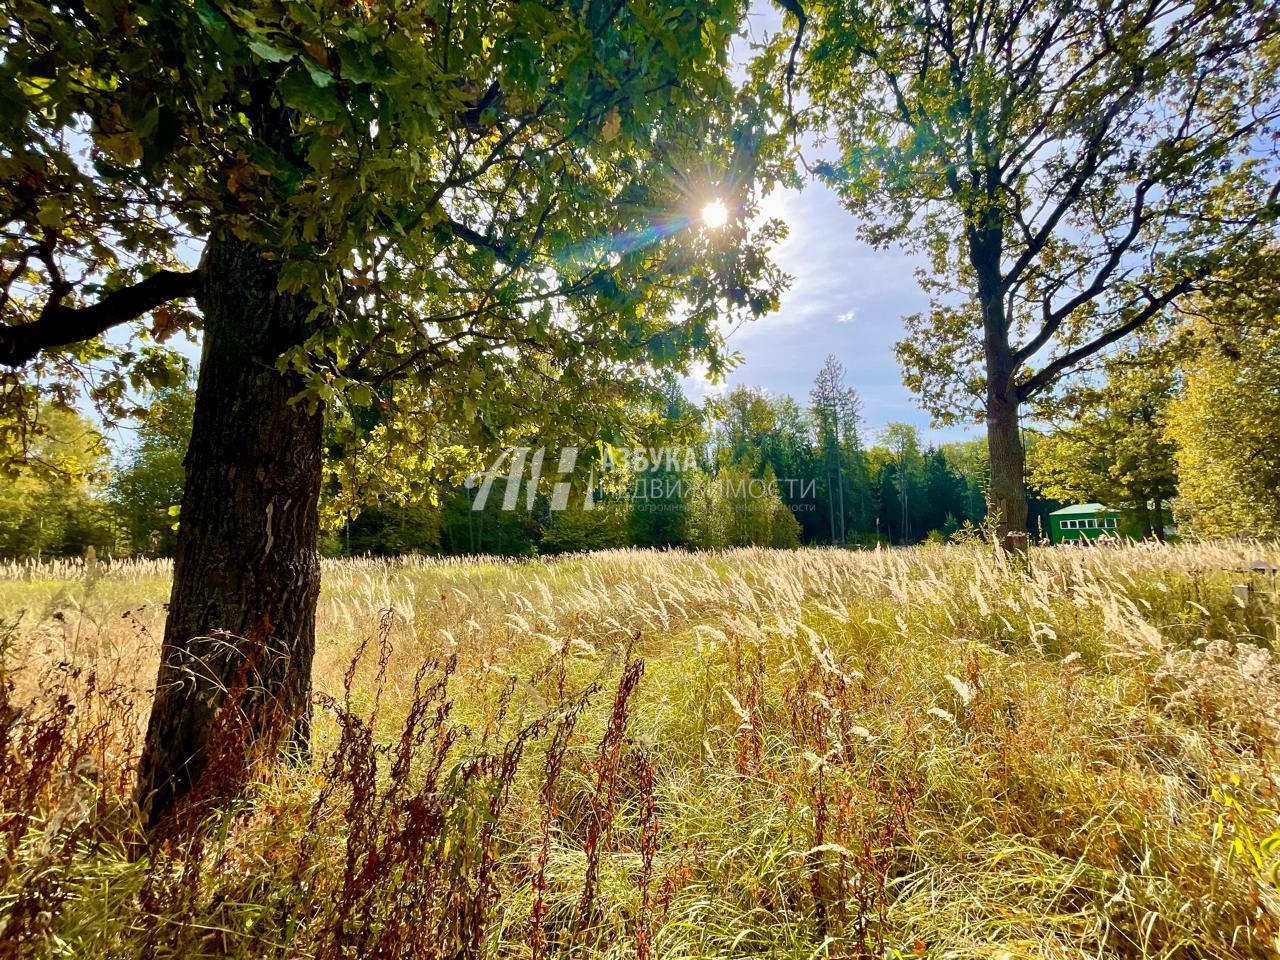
[701,198,729,229]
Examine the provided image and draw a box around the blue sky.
[685,174,980,444]
[681,5,979,446]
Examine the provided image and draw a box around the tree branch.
[1013,177,1155,364]
[1016,276,1195,401]
[0,269,199,367]
[443,217,522,266]
[776,0,808,121]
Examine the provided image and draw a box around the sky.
[682,5,979,446]
[685,173,975,442]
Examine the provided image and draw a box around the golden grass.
[2,543,1279,958]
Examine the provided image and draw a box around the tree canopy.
[2,0,787,479]
[766,0,1280,549]
[109,379,194,555]
[1,0,795,825]
[1028,341,1179,538]
[0,402,112,559]
[1167,254,1280,536]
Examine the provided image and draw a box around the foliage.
[3,1,796,818]
[1168,265,1280,536]
[919,447,968,539]
[1029,342,1180,537]
[0,405,115,559]
[809,355,867,544]
[1,367,994,558]
[875,423,925,542]
[109,381,196,556]
[683,461,801,548]
[626,377,700,549]
[1,0,789,505]
[775,0,1280,421]
[542,498,631,555]
[763,0,1280,550]
[327,499,445,556]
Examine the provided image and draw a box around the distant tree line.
[0,386,190,560]
[1,358,997,559]
[9,253,1280,562]
[294,357,1001,556]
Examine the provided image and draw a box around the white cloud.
[681,361,727,402]
[836,309,856,324]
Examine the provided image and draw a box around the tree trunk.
[973,219,1029,559]
[1136,500,1155,539]
[136,233,323,829]
[985,389,1029,556]
[1151,499,1166,542]
[836,456,846,545]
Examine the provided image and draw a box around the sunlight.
[701,198,729,229]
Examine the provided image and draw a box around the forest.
[9,310,1279,560]
[1,355,1003,558]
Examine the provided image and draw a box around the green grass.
[2,544,1279,958]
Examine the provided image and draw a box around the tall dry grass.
[2,543,1279,958]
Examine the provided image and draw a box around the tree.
[867,447,900,543]
[629,378,698,548]
[110,381,196,555]
[1167,262,1280,536]
[0,404,114,558]
[542,498,630,554]
[920,447,966,538]
[939,439,989,528]
[333,500,444,555]
[760,394,823,540]
[684,460,799,548]
[436,480,539,556]
[781,0,1280,552]
[875,423,925,543]
[707,385,825,541]
[716,385,778,473]
[809,354,867,544]
[2,0,784,825]
[1028,343,1179,538]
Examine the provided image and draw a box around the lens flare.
[701,199,729,228]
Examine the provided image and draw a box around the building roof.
[1049,503,1115,517]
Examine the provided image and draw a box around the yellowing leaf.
[601,107,621,141]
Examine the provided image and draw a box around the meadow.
[1,543,1279,959]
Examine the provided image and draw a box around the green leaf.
[280,68,341,121]
[304,59,335,88]
[195,0,229,32]
[248,39,294,63]
[348,383,374,407]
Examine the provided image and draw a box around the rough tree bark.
[136,232,323,828]
[972,216,1030,558]
[985,383,1029,556]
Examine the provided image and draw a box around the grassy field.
[2,544,1279,959]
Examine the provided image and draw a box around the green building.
[1048,503,1123,544]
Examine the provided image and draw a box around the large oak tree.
[773,0,1280,552]
[0,0,784,825]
